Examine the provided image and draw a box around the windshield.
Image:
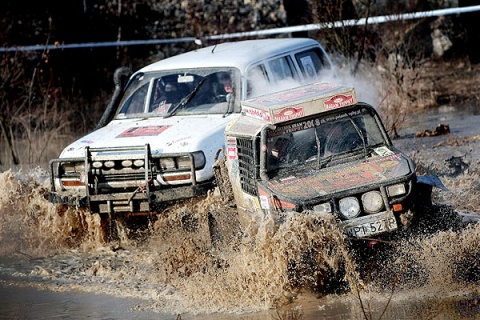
[115,68,241,118]
[265,107,387,175]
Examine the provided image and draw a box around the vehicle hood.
[59,116,234,158]
[263,153,414,201]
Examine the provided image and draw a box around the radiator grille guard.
[49,144,213,214]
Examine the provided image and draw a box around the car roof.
[138,38,324,73]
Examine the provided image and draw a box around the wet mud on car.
[216,82,458,243]
[47,38,335,239]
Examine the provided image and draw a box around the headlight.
[160,158,175,170]
[313,202,332,213]
[177,155,192,169]
[339,197,361,219]
[159,152,206,171]
[62,162,76,173]
[192,151,206,169]
[61,161,84,174]
[75,162,85,172]
[387,183,406,197]
[361,191,384,214]
[175,152,206,170]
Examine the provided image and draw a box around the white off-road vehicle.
[48,38,334,219]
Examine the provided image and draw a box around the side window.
[268,56,297,82]
[246,64,269,98]
[295,48,329,80]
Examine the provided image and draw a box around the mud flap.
[417,175,448,191]
[415,175,448,208]
[213,149,235,202]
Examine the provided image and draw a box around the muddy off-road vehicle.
[215,82,446,238]
[48,38,333,222]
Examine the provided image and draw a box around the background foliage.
[0,0,479,168]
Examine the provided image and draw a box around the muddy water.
[1,107,480,319]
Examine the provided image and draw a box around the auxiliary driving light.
[122,160,133,167]
[92,161,103,169]
[361,191,384,214]
[339,197,361,219]
[104,160,115,168]
[387,183,406,197]
[313,202,332,213]
[133,159,145,167]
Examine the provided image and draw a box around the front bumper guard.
[49,144,212,214]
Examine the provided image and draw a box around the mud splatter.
[0,159,479,318]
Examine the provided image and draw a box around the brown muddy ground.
[418,58,480,108]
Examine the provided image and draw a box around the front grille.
[237,137,258,196]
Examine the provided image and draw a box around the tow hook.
[128,179,153,204]
[368,240,379,248]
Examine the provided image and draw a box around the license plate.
[343,211,398,238]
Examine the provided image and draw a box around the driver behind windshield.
[268,136,292,170]
[152,81,182,113]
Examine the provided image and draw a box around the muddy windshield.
[265,107,387,175]
[115,68,241,118]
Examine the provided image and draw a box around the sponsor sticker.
[273,107,305,122]
[243,106,271,121]
[226,137,237,160]
[117,125,171,137]
[166,136,191,146]
[227,147,237,160]
[324,94,355,110]
[260,195,270,209]
[374,146,395,157]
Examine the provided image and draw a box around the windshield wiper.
[348,115,368,160]
[318,154,335,169]
[164,78,206,118]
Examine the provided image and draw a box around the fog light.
[313,202,332,213]
[339,197,360,219]
[133,159,145,167]
[122,160,133,167]
[387,183,406,197]
[362,191,384,214]
[92,161,103,169]
[104,160,115,168]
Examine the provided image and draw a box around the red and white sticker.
[117,125,171,137]
[243,106,271,121]
[324,94,355,110]
[227,147,237,160]
[226,137,237,160]
[273,107,304,122]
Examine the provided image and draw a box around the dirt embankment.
[419,58,480,108]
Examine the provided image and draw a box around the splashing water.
[0,169,106,256]
[0,165,479,317]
